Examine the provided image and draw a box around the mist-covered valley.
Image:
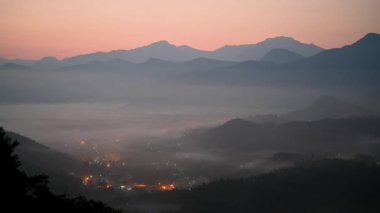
[1,33,380,212]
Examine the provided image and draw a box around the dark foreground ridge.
[0,127,121,213]
[139,157,380,213]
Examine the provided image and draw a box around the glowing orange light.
[132,183,148,188]
[158,183,175,191]
[80,140,86,145]
[105,184,112,189]
[82,175,92,186]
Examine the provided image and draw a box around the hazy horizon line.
[1,35,321,61]
[1,32,378,61]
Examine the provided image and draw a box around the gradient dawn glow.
[1,0,379,59]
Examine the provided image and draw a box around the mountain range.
[0,33,379,103]
[0,33,378,74]
[0,36,323,68]
[284,96,374,121]
[147,158,380,213]
[178,116,380,154]
[173,96,379,155]
[178,33,380,88]
[297,33,380,70]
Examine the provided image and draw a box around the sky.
[1,0,379,60]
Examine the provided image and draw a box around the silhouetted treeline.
[0,127,121,213]
[141,157,380,213]
[182,116,380,154]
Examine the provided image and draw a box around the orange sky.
[1,0,379,60]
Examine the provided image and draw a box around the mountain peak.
[363,32,380,39]
[149,40,173,47]
[263,36,298,43]
[355,33,380,45]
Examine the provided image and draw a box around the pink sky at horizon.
[1,0,379,60]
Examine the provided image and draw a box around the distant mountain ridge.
[260,48,305,63]
[176,96,379,154]
[1,33,379,93]
[178,33,380,88]
[61,40,208,65]
[297,32,380,70]
[0,63,33,71]
[212,36,321,62]
[61,37,322,65]
[180,116,380,154]
[284,96,374,121]
[0,36,323,67]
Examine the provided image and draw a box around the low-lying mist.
[1,67,370,146]
[1,64,379,201]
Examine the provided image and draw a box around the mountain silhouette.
[62,40,208,65]
[7,131,87,174]
[1,33,379,91]
[0,36,324,67]
[59,36,323,65]
[151,158,380,213]
[179,33,380,88]
[0,59,35,67]
[260,48,304,63]
[180,116,380,153]
[4,34,380,70]
[5,131,93,194]
[0,63,32,71]
[298,33,380,70]
[284,96,373,121]
[33,56,61,70]
[0,127,121,213]
[212,36,322,61]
